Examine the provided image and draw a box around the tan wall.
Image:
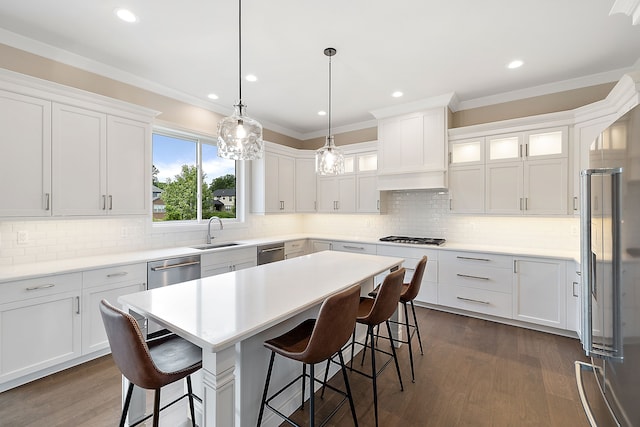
[0,43,615,144]
[450,83,615,128]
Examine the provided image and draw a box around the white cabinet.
[0,89,52,217]
[332,241,377,255]
[356,152,381,213]
[0,273,82,384]
[513,257,567,329]
[317,175,356,213]
[437,251,514,319]
[252,144,296,213]
[310,240,332,252]
[485,127,568,215]
[201,247,257,277]
[295,156,317,212]
[284,240,307,259]
[448,138,485,213]
[567,263,581,336]
[81,263,146,355]
[377,245,439,304]
[377,108,447,191]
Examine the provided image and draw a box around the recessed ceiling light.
[507,60,524,69]
[318,111,327,116]
[115,8,138,23]
[207,93,219,100]
[245,74,257,82]
[392,91,403,98]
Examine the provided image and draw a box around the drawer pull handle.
[456,296,490,305]
[456,256,491,262]
[343,245,365,251]
[456,273,490,281]
[107,272,129,278]
[150,261,201,271]
[26,284,55,291]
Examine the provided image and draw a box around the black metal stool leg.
[338,350,358,427]
[321,359,330,398]
[301,363,307,410]
[152,389,161,427]
[403,301,416,382]
[119,382,135,427]
[361,328,370,366]
[309,363,315,427]
[187,376,197,427]
[411,301,424,355]
[257,351,275,426]
[386,320,404,391]
[369,325,379,427]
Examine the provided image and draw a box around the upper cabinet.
[0,89,52,217]
[294,154,317,213]
[0,71,157,219]
[376,107,448,191]
[449,123,570,216]
[251,142,296,213]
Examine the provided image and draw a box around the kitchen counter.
[0,233,579,283]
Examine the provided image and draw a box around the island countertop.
[118,250,404,353]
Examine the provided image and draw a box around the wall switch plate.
[17,230,29,245]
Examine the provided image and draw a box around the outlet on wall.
[17,230,29,245]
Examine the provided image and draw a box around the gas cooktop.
[379,236,446,246]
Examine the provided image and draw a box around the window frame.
[150,125,246,231]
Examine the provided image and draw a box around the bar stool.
[370,256,427,382]
[349,267,406,427]
[257,284,361,427]
[99,299,202,427]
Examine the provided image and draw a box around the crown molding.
[610,0,640,24]
[369,92,456,119]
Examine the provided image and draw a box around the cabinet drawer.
[201,247,256,269]
[439,262,512,293]
[332,241,377,255]
[439,250,513,269]
[0,273,82,305]
[438,284,512,319]
[82,263,146,288]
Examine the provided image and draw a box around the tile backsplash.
[0,190,579,266]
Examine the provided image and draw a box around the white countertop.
[118,251,404,352]
[0,233,579,283]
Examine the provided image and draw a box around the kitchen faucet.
[206,216,223,244]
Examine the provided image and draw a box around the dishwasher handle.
[258,247,284,254]
[150,260,201,271]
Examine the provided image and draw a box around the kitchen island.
[118,250,404,427]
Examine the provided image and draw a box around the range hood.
[376,170,448,191]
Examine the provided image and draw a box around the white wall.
[0,190,579,266]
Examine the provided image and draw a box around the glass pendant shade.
[217,104,263,160]
[316,135,345,175]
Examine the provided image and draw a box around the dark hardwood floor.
[0,307,590,427]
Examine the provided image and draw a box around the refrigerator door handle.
[580,168,624,361]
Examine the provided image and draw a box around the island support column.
[202,345,237,427]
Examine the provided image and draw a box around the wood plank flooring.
[0,307,590,427]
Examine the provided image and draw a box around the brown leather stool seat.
[257,284,361,427]
[348,267,406,427]
[369,256,427,382]
[100,299,202,427]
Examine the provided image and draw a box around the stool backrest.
[99,299,164,389]
[366,267,405,325]
[402,256,427,302]
[303,284,361,364]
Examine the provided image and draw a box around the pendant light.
[217,0,263,160]
[315,47,345,175]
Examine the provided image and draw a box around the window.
[152,131,238,222]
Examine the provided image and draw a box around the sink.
[190,242,241,250]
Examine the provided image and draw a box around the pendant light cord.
[238,0,242,105]
[328,52,332,138]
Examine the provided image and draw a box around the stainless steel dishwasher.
[257,242,285,265]
[146,254,201,337]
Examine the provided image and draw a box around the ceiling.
[1,0,639,139]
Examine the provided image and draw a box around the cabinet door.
[485,161,523,214]
[449,138,484,166]
[337,176,356,212]
[52,103,107,216]
[278,155,295,213]
[567,265,581,336]
[449,165,485,213]
[0,292,81,383]
[422,108,447,171]
[107,116,150,215]
[264,153,280,212]
[357,174,379,213]
[82,282,146,354]
[486,133,522,163]
[0,90,51,217]
[295,157,317,212]
[524,158,568,215]
[317,178,338,212]
[311,240,332,252]
[513,258,566,329]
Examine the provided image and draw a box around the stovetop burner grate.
[379,236,446,246]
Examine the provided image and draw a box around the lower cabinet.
[376,245,439,304]
[513,257,567,329]
[285,240,307,259]
[567,263,581,337]
[0,273,82,384]
[81,263,147,354]
[201,247,257,277]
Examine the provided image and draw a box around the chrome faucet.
[206,216,223,244]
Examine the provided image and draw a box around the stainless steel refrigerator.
[576,105,640,427]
